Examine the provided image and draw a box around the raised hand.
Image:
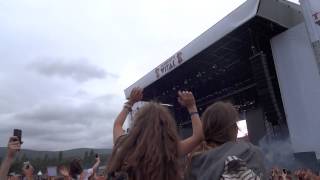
[178,91,197,112]
[128,88,143,105]
[7,136,21,159]
[59,166,70,177]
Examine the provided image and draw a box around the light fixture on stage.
[196,72,202,78]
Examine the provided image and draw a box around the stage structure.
[125,0,320,169]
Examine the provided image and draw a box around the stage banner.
[300,0,320,72]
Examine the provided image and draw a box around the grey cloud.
[73,90,118,102]
[28,58,118,82]
[0,98,14,114]
[94,94,118,103]
[14,101,117,125]
[0,98,119,150]
[0,120,107,149]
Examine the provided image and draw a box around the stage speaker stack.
[248,51,286,143]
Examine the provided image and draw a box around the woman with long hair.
[107,88,203,180]
[187,101,267,180]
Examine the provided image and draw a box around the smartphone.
[95,154,99,158]
[13,129,22,143]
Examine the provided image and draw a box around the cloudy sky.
[0,0,299,151]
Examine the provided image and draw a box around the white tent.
[37,171,43,176]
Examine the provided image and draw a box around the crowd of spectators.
[270,167,320,180]
[1,88,319,180]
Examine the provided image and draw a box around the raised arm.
[91,156,101,171]
[113,88,143,144]
[177,91,204,156]
[0,136,21,179]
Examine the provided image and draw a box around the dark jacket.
[187,141,267,180]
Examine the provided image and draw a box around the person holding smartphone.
[0,135,22,179]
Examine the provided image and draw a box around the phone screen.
[13,129,22,143]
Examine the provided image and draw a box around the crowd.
[0,88,319,180]
[270,167,320,180]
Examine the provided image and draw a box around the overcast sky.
[0,0,299,151]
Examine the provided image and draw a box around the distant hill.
[0,147,113,160]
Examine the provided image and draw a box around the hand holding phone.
[7,136,21,158]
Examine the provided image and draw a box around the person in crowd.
[185,141,212,176]
[187,101,267,180]
[8,175,21,180]
[60,155,100,180]
[106,88,203,180]
[0,136,21,179]
[59,166,70,180]
[294,169,320,180]
[270,167,320,180]
[22,162,34,180]
[270,167,293,180]
[69,159,84,179]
